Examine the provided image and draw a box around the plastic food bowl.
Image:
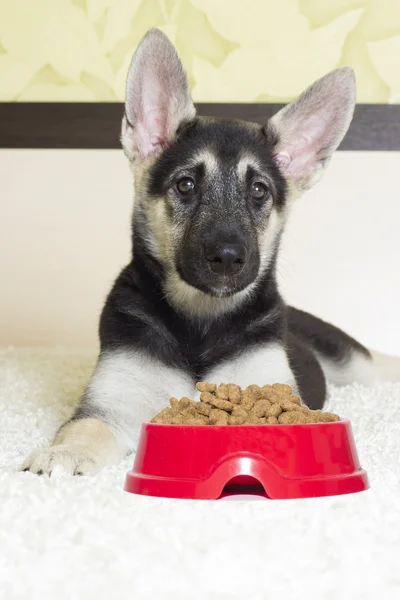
[124,420,369,500]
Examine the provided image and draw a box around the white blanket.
[0,347,399,600]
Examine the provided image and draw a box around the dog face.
[121,29,355,315]
[144,118,287,298]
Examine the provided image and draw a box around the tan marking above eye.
[192,150,219,174]
[236,155,263,181]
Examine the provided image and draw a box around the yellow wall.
[1,0,400,102]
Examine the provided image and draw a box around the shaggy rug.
[0,347,399,600]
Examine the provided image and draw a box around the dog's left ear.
[269,67,355,192]
[121,28,195,161]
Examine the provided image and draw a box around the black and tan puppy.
[23,29,399,475]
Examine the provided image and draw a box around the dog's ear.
[121,29,195,161]
[269,67,355,192]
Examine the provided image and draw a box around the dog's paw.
[20,444,100,476]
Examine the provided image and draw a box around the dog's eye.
[250,182,269,201]
[176,177,196,195]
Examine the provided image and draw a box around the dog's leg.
[21,349,194,475]
[21,418,120,476]
[287,307,400,385]
[202,342,329,409]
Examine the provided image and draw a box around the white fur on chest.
[203,343,295,390]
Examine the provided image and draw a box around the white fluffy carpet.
[1,347,399,600]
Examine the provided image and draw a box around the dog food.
[151,383,340,425]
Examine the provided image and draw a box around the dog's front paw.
[20,444,100,476]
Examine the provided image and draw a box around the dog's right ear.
[269,67,355,193]
[121,29,195,161]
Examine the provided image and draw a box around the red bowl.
[124,420,369,500]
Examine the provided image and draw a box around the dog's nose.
[205,242,247,275]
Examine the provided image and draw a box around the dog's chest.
[170,313,282,380]
[179,325,236,377]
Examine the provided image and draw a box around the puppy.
[22,29,400,476]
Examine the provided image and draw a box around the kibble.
[209,408,229,425]
[249,399,271,418]
[267,416,279,424]
[209,397,234,412]
[151,383,340,425]
[196,382,217,393]
[228,384,242,404]
[265,403,282,418]
[280,399,301,412]
[216,384,230,400]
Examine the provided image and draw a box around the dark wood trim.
[0,102,399,150]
